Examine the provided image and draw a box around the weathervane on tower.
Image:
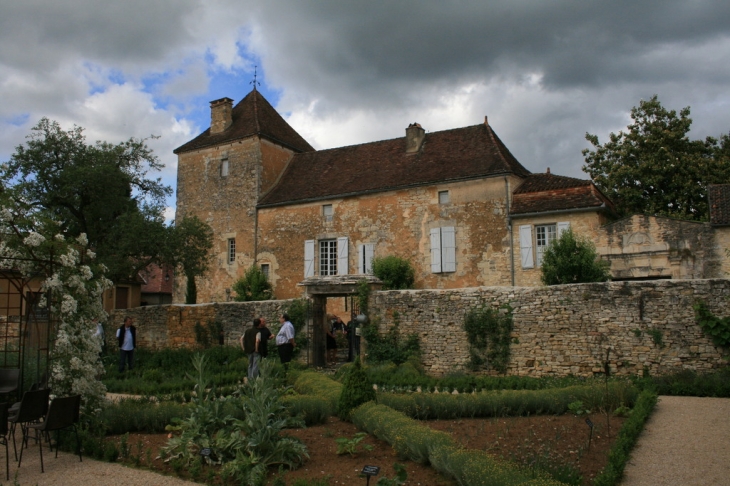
[251,65,260,91]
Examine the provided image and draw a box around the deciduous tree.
[0,118,171,282]
[582,96,730,221]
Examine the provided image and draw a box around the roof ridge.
[310,123,489,154]
[253,89,261,134]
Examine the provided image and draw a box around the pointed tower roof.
[174,89,314,154]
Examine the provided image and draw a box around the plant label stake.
[585,418,594,449]
[361,465,380,485]
[199,447,212,458]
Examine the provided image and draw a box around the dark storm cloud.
[0,0,199,72]
[251,1,730,108]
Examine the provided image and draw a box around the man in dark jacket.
[116,316,136,372]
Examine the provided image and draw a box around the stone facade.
[112,279,729,378]
[175,136,296,303]
[257,176,523,298]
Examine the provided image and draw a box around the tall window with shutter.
[304,240,315,278]
[359,243,374,274]
[430,226,456,273]
[305,237,349,277]
[520,222,570,268]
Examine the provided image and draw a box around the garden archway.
[298,275,381,367]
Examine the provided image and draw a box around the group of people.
[111,313,297,382]
[240,313,296,380]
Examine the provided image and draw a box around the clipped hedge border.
[284,371,343,425]
[352,402,566,486]
[592,390,658,486]
[378,383,639,420]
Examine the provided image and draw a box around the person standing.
[345,314,355,362]
[116,316,136,373]
[241,318,261,381]
[257,316,274,358]
[276,313,296,366]
[325,316,338,365]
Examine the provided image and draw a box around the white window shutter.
[358,244,365,274]
[519,225,534,269]
[337,237,349,275]
[430,228,442,273]
[441,227,456,272]
[364,243,374,274]
[304,240,315,278]
[557,221,570,237]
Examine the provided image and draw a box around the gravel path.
[621,395,730,486]
[6,442,201,486]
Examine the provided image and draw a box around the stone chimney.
[210,97,234,134]
[405,123,425,153]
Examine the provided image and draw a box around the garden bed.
[108,413,624,485]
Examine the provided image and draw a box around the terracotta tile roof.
[174,90,314,154]
[258,123,530,206]
[139,263,173,294]
[511,172,615,215]
[709,184,730,226]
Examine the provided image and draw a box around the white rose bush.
[0,206,111,417]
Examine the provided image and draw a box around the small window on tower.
[323,204,333,222]
[221,158,229,177]
[438,190,450,204]
[260,264,270,280]
[227,238,236,264]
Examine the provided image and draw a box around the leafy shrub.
[694,300,730,348]
[371,255,415,290]
[362,314,420,365]
[232,264,273,301]
[337,359,376,420]
[162,356,308,485]
[283,394,333,425]
[102,398,189,434]
[464,304,513,373]
[541,227,610,285]
[292,371,342,409]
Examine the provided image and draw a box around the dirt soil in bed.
[109,413,623,485]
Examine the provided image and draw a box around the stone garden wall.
[108,300,294,350]
[109,279,730,377]
[369,279,730,377]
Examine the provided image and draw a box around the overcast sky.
[2,1,730,219]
